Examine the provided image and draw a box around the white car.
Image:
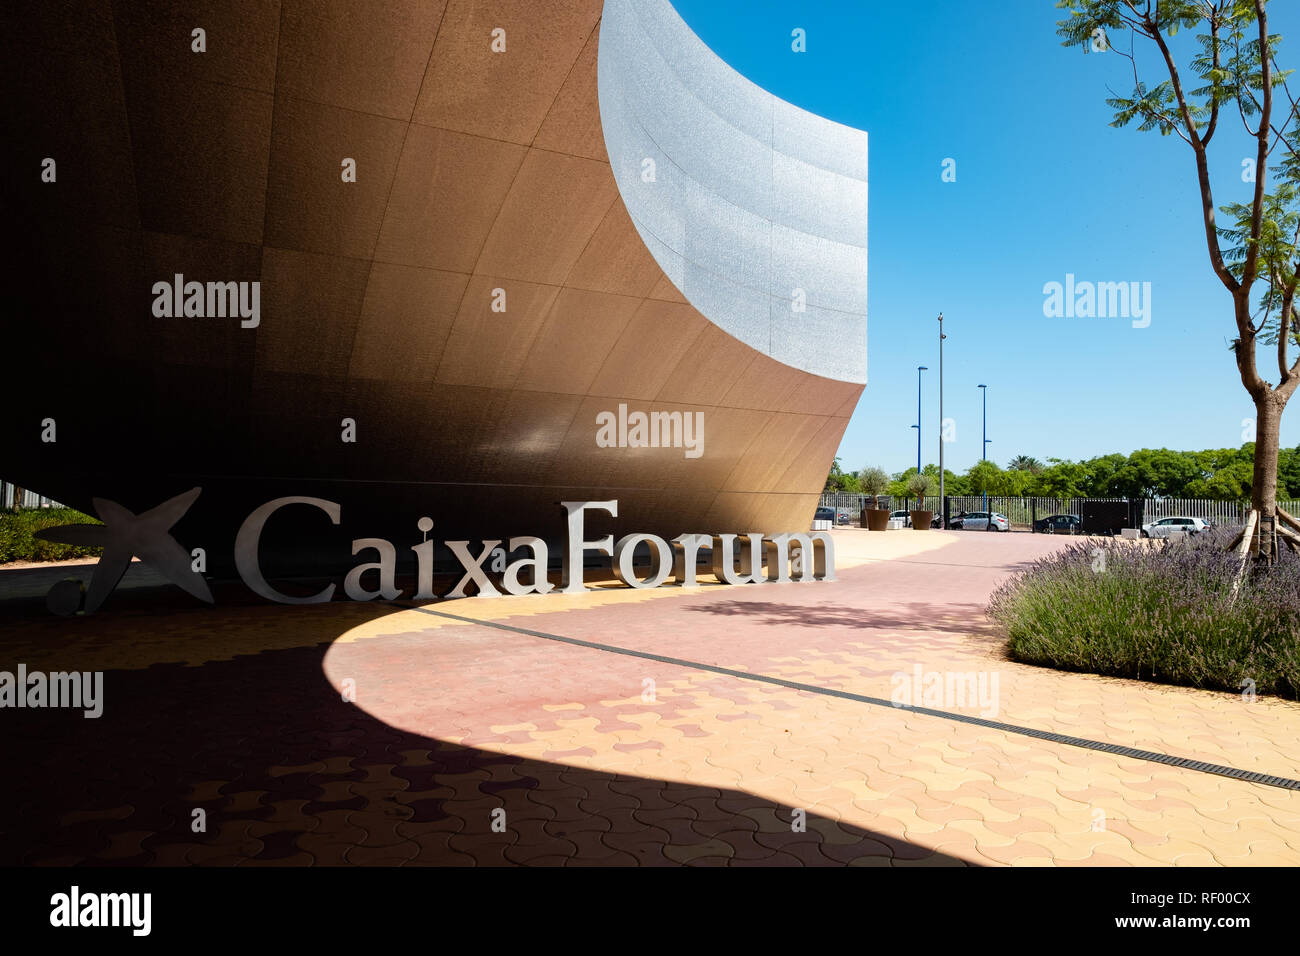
[958,511,1009,532]
[1141,516,1211,538]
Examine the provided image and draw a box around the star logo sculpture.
[36,487,214,614]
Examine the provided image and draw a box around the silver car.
[1141,516,1210,539]
[960,511,1009,532]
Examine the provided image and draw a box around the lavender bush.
[988,528,1300,698]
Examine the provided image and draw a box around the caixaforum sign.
[38,491,835,614]
[236,497,834,604]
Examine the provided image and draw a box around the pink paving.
[3,530,1299,865]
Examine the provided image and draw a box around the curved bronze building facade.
[3,0,867,575]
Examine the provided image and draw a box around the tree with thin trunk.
[905,472,935,510]
[858,466,891,508]
[1058,0,1300,558]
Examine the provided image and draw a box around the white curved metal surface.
[598,0,868,384]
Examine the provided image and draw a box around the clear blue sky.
[669,0,1300,476]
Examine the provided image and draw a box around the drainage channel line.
[400,603,1300,793]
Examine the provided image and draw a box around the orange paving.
[2,529,1297,866]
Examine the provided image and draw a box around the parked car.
[837,511,852,525]
[1034,513,1082,534]
[956,511,1009,532]
[1141,516,1210,538]
[814,506,835,525]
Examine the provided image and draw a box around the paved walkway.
[2,530,1297,866]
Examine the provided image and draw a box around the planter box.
[910,510,934,530]
[812,519,833,531]
[861,508,891,531]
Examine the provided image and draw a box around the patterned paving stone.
[3,531,1299,866]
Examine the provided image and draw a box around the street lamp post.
[937,314,946,524]
[912,366,928,510]
[914,366,927,478]
[978,383,988,511]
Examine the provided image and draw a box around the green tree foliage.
[858,466,891,498]
[831,444,1300,503]
[1109,448,1204,498]
[1034,458,1090,499]
[1280,441,1300,493]
[974,445,1296,499]
[905,472,935,502]
[886,469,914,498]
[1080,453,1128,496]
[967,460,1002,495]
[823,457,861,493]
[887,465,968,498]
[1186,459,1254,498]
[993,467,1033,497]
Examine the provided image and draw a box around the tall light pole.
[913,366,927,479]
[978,384,988,511]
[937,313,946,524]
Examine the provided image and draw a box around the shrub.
[859,466,891,497]
[0,508,102,564]
[988,527,1300,698]
[905,473,935,500]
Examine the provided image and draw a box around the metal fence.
[819,492,1300,530]
[818,493,939,515]
[1,482,63,510]
[946,496,1141,530]
[949,496,1038,529]
[1016,497,1300,528]
[820,493,891,514]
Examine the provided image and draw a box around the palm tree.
[1008,455,1043,475]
